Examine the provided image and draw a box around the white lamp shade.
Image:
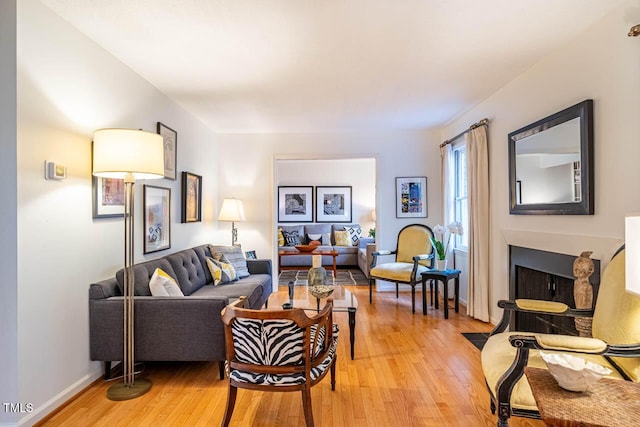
[218,198,246,222]
[93,128,164,179]
[625,215,640,296]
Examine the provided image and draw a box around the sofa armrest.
[90,296,231,362]
[247,259,272,275]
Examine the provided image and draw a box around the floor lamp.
[92,128,165,400]
[218,198,246,246]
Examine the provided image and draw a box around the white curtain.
[441,143,455,260]
[466,126,490,321]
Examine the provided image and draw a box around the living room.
[2,1,639,426]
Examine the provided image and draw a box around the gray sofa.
[89,244,272,379]
[278,223,375,275]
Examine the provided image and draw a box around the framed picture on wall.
[278,186,313,222]
[396,177,427,218]
[157,122,177,180]
[316,186,352,223]
[143,185,171,254]
[181,171,202,223]
[92,176,125,219]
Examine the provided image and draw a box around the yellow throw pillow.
[206,257,237,285]
[334,230,352,246]
[149,268,184,296]
[278,228,285,246]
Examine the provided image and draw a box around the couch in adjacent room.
[277,223,375,276]
[89,244,272,380]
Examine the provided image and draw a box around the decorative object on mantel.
[429,222,464,271]
[92,128,165,400]
[573,251,595,337]
[218,198,245,246]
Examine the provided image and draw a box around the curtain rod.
[440,118,489,148]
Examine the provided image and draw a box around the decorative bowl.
[540,351,612,392]
[295,245,318,252]
[308,285,334,299]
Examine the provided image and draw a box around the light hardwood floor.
[39,286,544,427]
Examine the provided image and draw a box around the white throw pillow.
[344,226,362,246]
[149,268,184,297]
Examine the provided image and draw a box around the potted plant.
[429,222,464,270]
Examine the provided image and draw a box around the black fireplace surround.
[509,246,600,335]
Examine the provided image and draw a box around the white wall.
[276,158,376,233]
[443,0,640,323]
[214,131,442,285]
[1,1,18,425]
[15,1,219,424]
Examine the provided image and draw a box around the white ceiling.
[41,0,624,133]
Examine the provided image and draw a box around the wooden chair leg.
[369,278,373,303]
[218,360,225,380]
[301,387,315,427]
[395,282,399,298]
[411,285,416,314]
[330,355,337,391]
[221,383,237,427]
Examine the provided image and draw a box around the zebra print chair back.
[221,297,339,427]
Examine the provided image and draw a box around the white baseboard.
[17,366,103,427]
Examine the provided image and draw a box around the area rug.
[461,332,490,351]
[279,269,368,287]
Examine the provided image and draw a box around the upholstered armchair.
[481,247,640,426]
[368,224,434,314]
[220,297,338,427]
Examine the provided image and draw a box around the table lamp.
[92,128,164,400]
[218,198,245,246]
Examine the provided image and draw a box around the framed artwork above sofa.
[278,186,314,222]
[316,186,352,223]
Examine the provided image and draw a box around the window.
[453,144,468,250]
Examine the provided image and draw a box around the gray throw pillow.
[208,245,250,278]
[281,230,302,246]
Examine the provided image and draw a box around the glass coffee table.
[269,283,358,360]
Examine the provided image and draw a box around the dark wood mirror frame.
[508,99,594,215]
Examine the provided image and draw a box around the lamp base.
[107,378,152,401]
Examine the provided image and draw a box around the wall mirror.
[508,99,594,215]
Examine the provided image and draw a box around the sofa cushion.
[166,248,209,296]
[209,245,250,278]
[334,230,352,246]
[206,257,236,285]
[344,225,362,245]
[191,276,268,308]
[116,258,178,296]
[149,268,184,297]
[333,246,358,255]
[282,230,302,246]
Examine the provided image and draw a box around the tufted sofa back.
[116,245,212,296]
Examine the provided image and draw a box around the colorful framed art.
[396,177,427,218]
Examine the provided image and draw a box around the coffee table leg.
[443,279,449,319]
[348,307,356,360]
[333,255,337,277]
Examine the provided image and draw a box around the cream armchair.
[481,247,640,426]
[368,224,434,314]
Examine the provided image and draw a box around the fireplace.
[509,246,601,335]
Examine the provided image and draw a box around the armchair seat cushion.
[370,262,430,283]
[481,332,624,411]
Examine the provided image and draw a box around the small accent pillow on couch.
[149,268,184,296]
[307,233,322,245]
[206,257,236,285]
[344,226,362,246]
[209,245,250,278]
[281,230,302,246]
[334,230,352,246]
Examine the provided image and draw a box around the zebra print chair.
[221,297,339,427]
